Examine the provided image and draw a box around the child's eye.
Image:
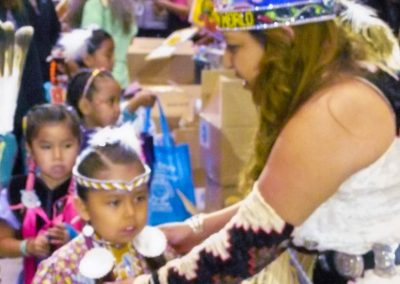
[107,199,120,207]
[134,194,147,203]
[40,144,51,150]
[63,143,72,149]
[109,97,119,105]
[226,44,240,54]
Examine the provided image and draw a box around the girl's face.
[223,31,264,89]
[27,121,80,189]
[84,38,115,71]
[79,162,148,245]
[82,77,121,128]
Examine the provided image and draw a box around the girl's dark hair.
[87,29,112,55]
[25,104,81,145]
[66,69,114,117]
[75,29,113,68]
[76,142,144,201]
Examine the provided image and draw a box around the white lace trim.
[293,138,400,255]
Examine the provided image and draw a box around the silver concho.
[334,252,364,279]
[20,189,41,209]
[372,243,397,278]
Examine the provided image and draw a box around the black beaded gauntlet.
[134,184,293,284]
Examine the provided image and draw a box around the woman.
[113,0,400,283]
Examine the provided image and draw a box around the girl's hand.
[133,92,157,108]
[126,91,156,113]
[46,223,70,245]
[158,222,195,254]
[26,235,50,258]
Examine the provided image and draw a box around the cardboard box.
[202,76,258,127]
[201,69,236,107]
[199,75,258,185]
[204,175,243,212]
[142,84,201,130]
[199,116,256,185]
[127,38,195,84]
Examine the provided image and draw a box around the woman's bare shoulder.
[304,77,395,142]
[259,77,396,225]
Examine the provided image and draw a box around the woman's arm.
[159,203,240,254]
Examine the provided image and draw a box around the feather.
[57,29,92,62]
[339,0,400,77]
[0,23,34,135]
[3,22,14,77]
[0,22,6,77]
[13,26,34,82]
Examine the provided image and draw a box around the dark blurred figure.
[361,0,400,35]
[26,0,61,82]
[0,0,60,175]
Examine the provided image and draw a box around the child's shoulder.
[35,234,88,279]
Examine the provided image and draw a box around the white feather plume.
[0,22,33,135]
[339,0,400,76]
[88,123,143,159]
[57,29,92,62]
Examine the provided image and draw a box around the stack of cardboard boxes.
[199,71,258,211]
[127,39,258,212]
[127,37,196,85]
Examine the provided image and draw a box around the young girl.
[80,0,138,88]
[66,69,155,149]
[0,104,82,284]
[57,28,115,78]
[33,126,172,283]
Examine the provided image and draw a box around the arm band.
[144,183,293,284]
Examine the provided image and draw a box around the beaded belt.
[317,244,400,279]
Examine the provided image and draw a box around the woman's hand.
[26,235,50,258]
[158,222,195,254]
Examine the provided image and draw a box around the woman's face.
[223,31,264,89]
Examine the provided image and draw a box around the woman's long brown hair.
[239,20,360,193]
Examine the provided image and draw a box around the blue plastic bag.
[147,101,196,225]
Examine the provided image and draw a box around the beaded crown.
[212,0,337,31]
[72,125,151,192]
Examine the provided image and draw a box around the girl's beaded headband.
[81,68,108,99]
[73,164,151,192]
